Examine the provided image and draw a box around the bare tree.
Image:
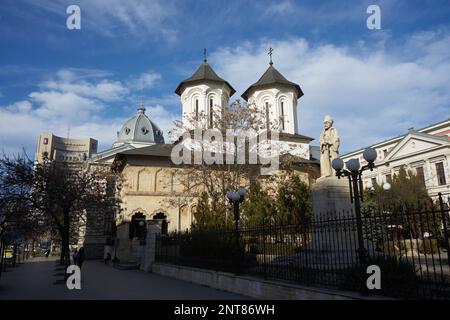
[170,100,283,207]
[0,153,120,266]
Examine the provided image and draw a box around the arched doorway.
[130,212,147,241]
[153,212,168,235]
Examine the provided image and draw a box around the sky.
[1,0,450,157]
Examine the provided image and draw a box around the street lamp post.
[226,187,246,274]
[331,147,377,294]
[366,179,391,209]
[226,187,246,236]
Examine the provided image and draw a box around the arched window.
[280,101,285,131]
[209,98,214,128]
[265,101,270,129]
[179,205,189,232]
[195,99,199,121]
[153,212,168,235]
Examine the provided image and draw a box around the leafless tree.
[0,153,120,266]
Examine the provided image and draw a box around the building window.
[281,101,285,131]
[265,102,270,129]
[385,174,392,183]
[371,177,377,186]
[436,162,446,186]
[416,166,425,186]
[195,99,199,121]
[383,149,388,158]
[209,98,213,128]
[43,138,48,145]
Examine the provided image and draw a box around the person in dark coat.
[76,247,85,269]
[72,247,78,265]
[104,252,112,264]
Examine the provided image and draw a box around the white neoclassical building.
[341,119,450,200]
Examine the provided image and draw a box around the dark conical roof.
[241,64,303,101]
[175,61,236,96]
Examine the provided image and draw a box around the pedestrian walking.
[104,252,111,264]
[76,247,85,269]
[72,247,78,265]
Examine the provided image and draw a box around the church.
[83,57,320,260]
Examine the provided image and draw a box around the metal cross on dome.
[268,47,274,65]
[203,48,207,62]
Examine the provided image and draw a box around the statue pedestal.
[307,176,359,266]
[312,176,353,214]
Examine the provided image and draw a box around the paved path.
[0,257,250,300]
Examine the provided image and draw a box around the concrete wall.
[151,262,388,300]
[140,217,388,300]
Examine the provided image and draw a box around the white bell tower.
[241,49,312,160]
[175,55,235,130]
[241,50,303,135]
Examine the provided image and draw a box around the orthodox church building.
[82,57,320,260]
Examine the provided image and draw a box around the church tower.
[175,55,235,129]
[241,49,312,159]
[241,51,303,135]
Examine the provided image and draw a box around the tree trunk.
[0,240,4,279]
[61,210,71,267]
[59,245,64,264]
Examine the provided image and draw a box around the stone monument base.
[308,176,359,266]
[312,176,353,214]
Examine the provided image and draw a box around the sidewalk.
[0,257,250,300]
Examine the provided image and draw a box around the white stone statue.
[319,115,340,177]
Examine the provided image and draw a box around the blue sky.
[1,0,450,156]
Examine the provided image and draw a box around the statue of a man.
[319,115,340,177]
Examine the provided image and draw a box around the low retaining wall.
[152,262,387,300]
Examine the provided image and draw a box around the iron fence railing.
[156,194,450,299]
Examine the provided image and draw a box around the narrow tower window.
[281,101,285,131]
[209,98,213,128]
[195,99,199,121]
[265,102,270,130]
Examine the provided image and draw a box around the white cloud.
[128,71,161,91]
[6,100,32,113]
[0,67,177,156]
[143,95,179,108]
[210,32,450,153]
[30,91,103,122]
[263,1,296,16]
[25,0,178,41]
[0,106,124,156]
[143,104,179,142]
[41,69,129,102]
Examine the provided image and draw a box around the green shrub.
[178,232,256,273]
[340,255,419,298]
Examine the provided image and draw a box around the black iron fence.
[156,195,450,299]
